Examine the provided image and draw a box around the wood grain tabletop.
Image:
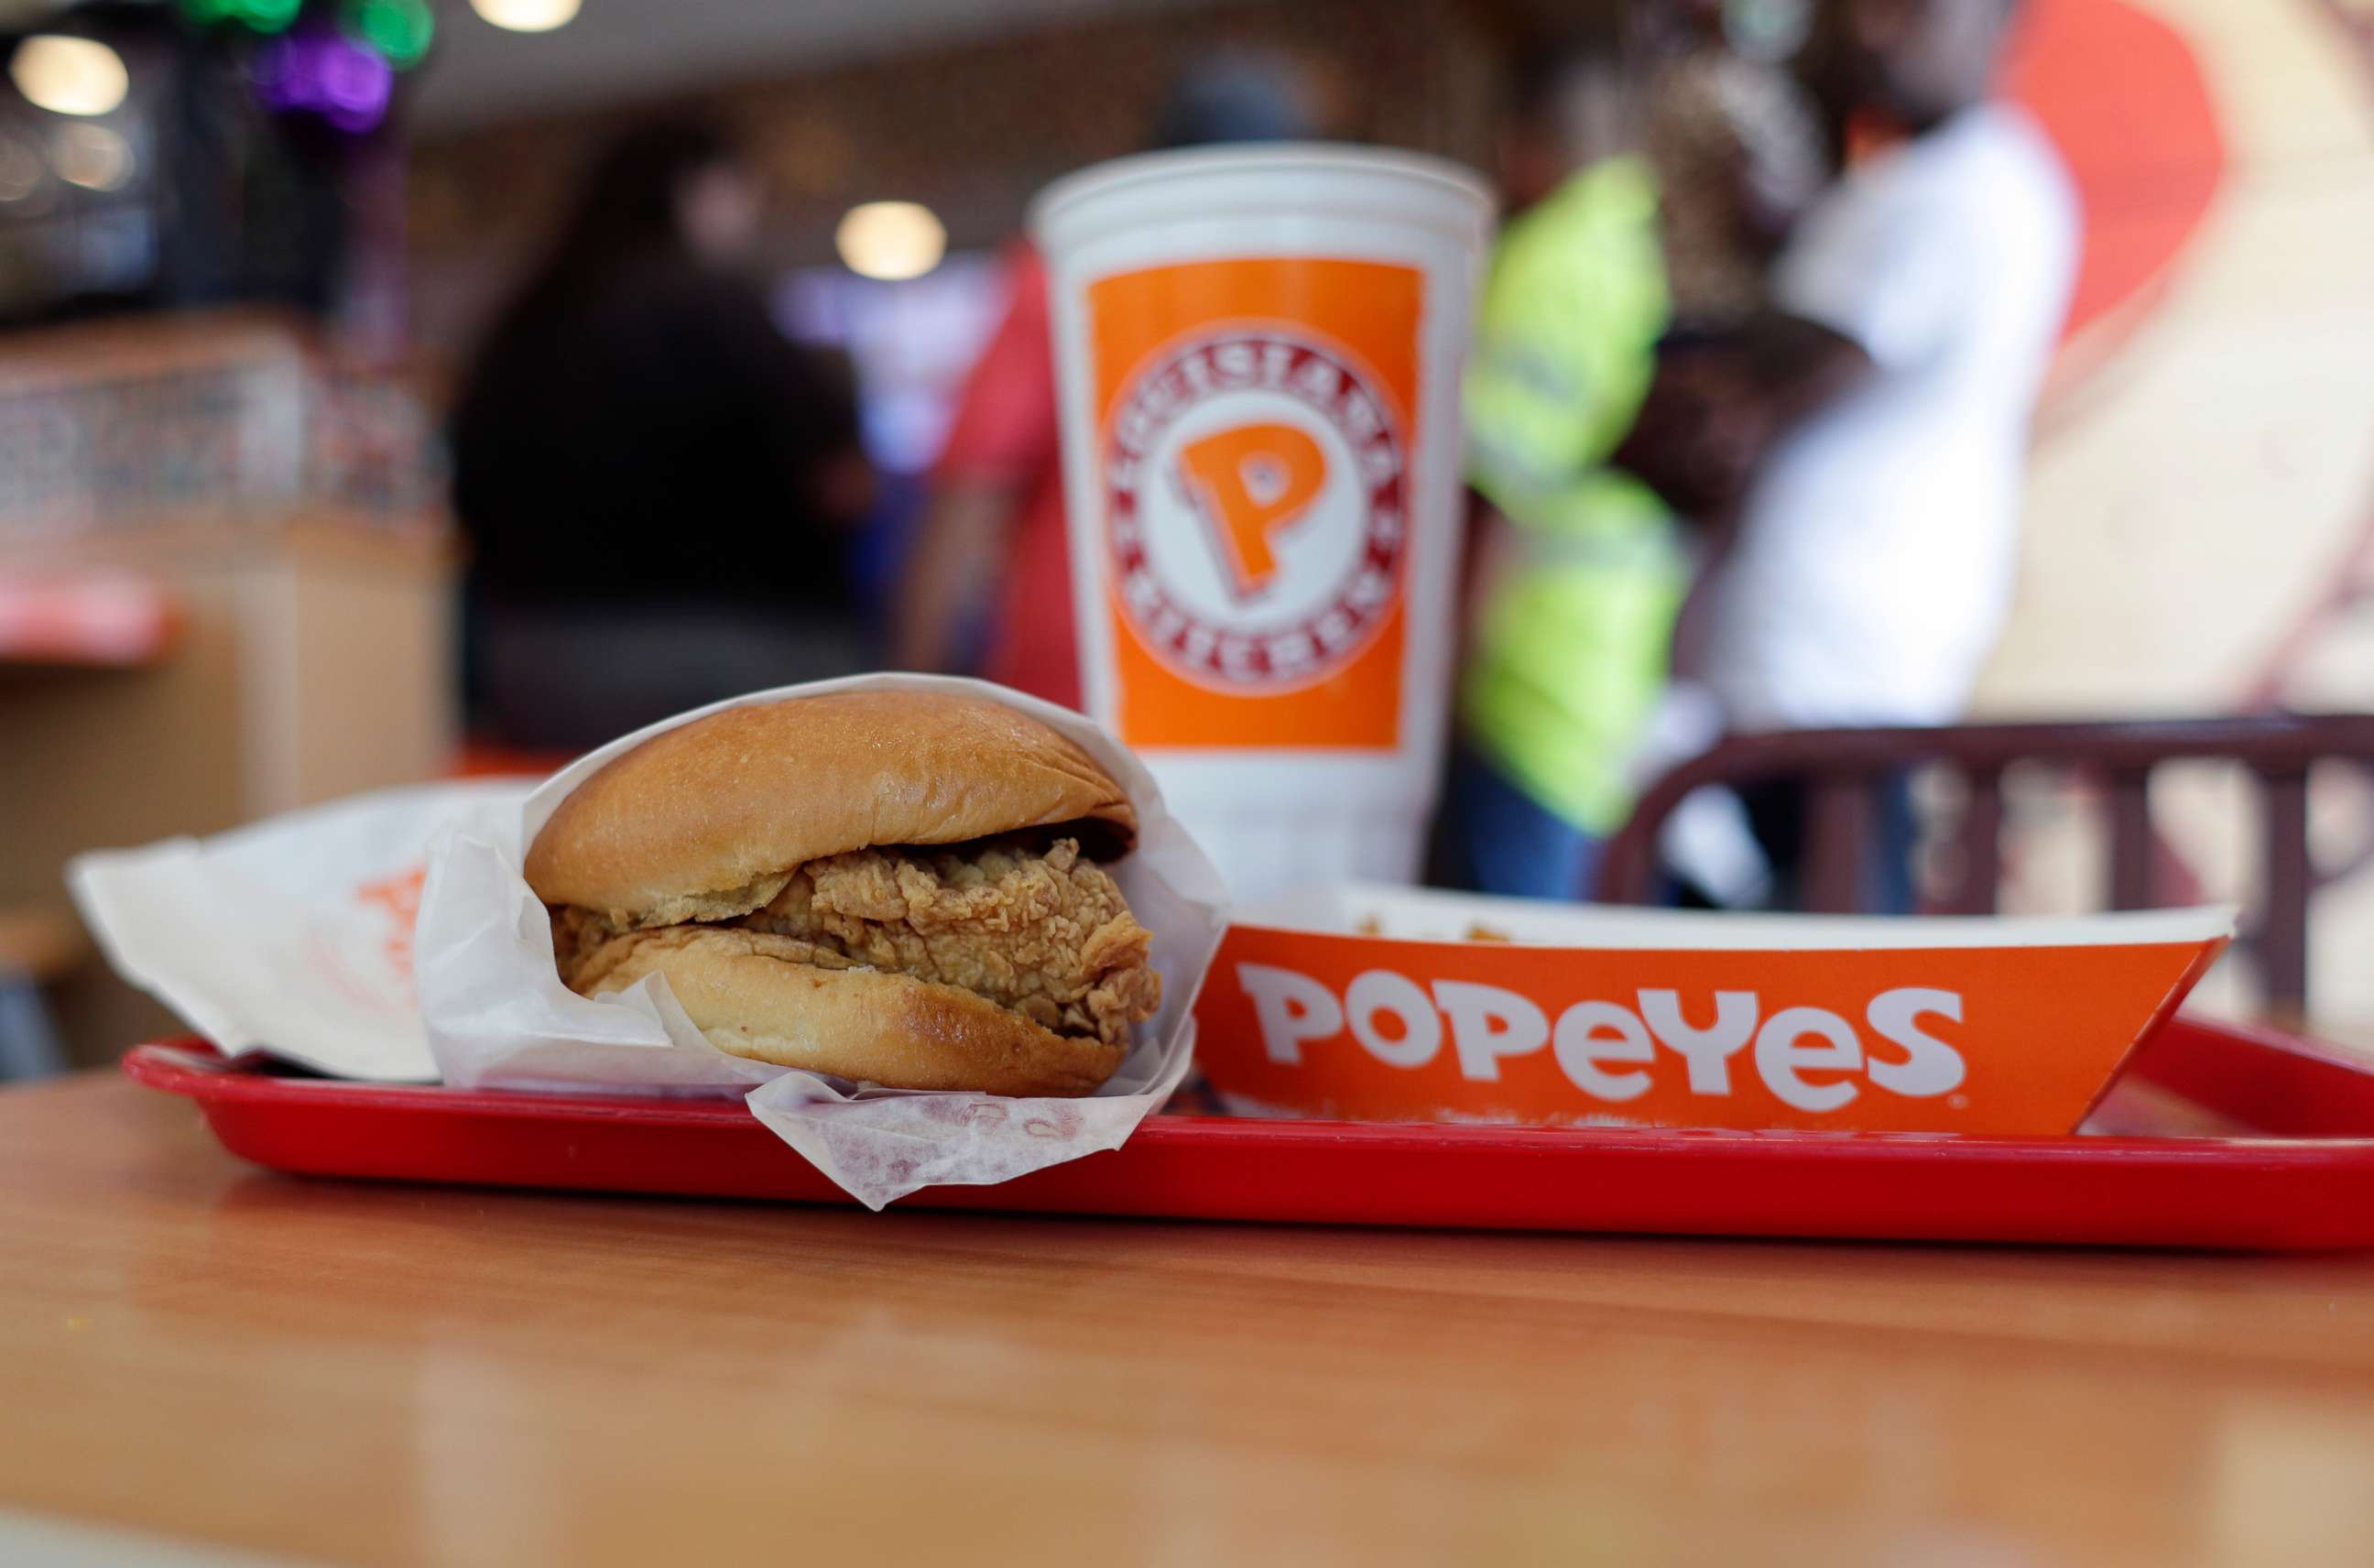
[8,1070,2374,1567]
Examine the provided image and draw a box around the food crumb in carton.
[1354,912,1513,942]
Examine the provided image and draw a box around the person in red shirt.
[893,53,1322,708]
[897,241,1074,702]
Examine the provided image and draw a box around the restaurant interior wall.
[401,0,1506,369]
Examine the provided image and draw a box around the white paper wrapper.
[69,781,530,1082]
[412,673,1230,1209]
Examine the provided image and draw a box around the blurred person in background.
[450,119,875,753]
[1435,33,1682,898]
[1615,0,1835,891]
[1641,0,2076,909]
[889,50,1323,709]
[1639,0,1830,325]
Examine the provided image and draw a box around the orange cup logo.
[1107,332,1406,690]
[1177,422,1326,597]
[1086,256,1424,749]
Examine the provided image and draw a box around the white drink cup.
[1031,145,1492,903]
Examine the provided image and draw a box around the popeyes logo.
[1236,967,1966,1115]
[298,864,427,1020]
[354,866,426,983]
[1190,922,2227,1135]
[1105,332,1406,690]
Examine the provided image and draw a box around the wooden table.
[9,1073,2374,1567]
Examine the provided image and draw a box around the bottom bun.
[580,925,1128,1096]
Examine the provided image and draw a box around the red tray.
[125,1016,2374,1249]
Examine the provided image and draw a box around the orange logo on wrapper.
[355,866,427,983]
[1089,258,1424,748]
[1191,925,2227,1135]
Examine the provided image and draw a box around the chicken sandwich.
[526,691,1161,1095]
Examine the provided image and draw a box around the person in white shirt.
[1630,0,2077,909]
[1702,0,2076,730]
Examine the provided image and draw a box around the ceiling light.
[10,36,130,117]
[835,201,946,282]
[468,0,581,33]
[52,123,134,191]
[0,136,43,202]
[348,0,436,69]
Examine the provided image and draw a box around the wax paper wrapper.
[412,673,1230,1209]
[70,781,528,1082]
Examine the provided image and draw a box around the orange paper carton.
[1192,887,2234,1135]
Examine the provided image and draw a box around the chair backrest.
[1593,715,2374,1016]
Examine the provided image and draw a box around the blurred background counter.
[0,308,454,1064]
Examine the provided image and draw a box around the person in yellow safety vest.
[1437,38,1684,900]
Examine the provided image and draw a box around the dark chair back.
[1593,715,2374,1016]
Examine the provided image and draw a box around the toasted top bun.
[525,691,1137,925]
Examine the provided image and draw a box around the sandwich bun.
[526,690,1149,1096]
